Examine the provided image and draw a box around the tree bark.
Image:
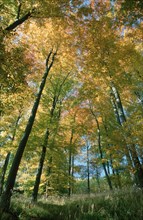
[46,156,53,198]
[0,50,56,215]
[90,109,113,190]
[110,87,133,167]
[71,155,74,194]
[96,117,113,190]
[86,144,90,194]
[33,75,68,200]
[130,145,143,187]
[110,83,126,124]
[32,130,49,202]
[0,152,11,196]
[11,110,22,141]
[68,129,74,197]
[110,83,143,187]
[5,10,33,31]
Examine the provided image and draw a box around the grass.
[10,187,143,220]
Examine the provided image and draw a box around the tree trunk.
[86,144,90,194]
[68,129,74,197]
[110,83,126,124]
[110,156,115,175]
[130,145,143,187]
[102,163,113,190]
[95,116,113,190]
[11,111,22,142]
[110,95,133,167]
[90,109,113,190]
[110,83,143,187]
[0,51,56,215]
[32,146,46,202]
[45,72,71,197]
[0,152,11,196]
[32,130,49,202]
[71,155,74,194]
[32,85,62,201]
[110,93,122,125]
[46,156,53,198]
[107,161,110,175]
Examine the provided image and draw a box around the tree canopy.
[0,0,143,215]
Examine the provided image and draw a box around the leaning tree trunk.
[130,145,143,187]
[32,130,49,202]
[0,50,57,216]
[11,110,22,142]
[32,74,69,201]
[0,152,11,196]
[110,83,126,124]
[110,83,143,187]
[110,93,133,167]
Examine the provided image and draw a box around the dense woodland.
[0,0,143,219]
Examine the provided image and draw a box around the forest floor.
[2,187,143,220]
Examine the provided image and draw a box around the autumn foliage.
[0,0,143,217]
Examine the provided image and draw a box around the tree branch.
[16,0,22,20]
[5,10,33,31]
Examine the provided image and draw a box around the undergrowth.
[10,187,143,220]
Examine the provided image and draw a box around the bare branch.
[16,0,22,20]
[5,10,33,31]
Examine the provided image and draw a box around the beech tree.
[32,71,72,202]
[0,50,57,215]
[0,1,143,217]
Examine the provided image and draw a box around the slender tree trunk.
[110,83,143,187]
[110,93,122,125]
[68,129,74,197]
[90,109,113,190]
[102,163,113,190]
[0,152,11,196]
[11,111,22,141]
[107,161,110,175]
[46,156,53,197]
[32,146,46,202]
[110,83,126,124]
[32,130,49,202]
[71,155,74,194]
[103,118,123,188]
[0,51,56,215]
[96,117,113,190]
[87,144,90,194]
[32,72,68,201]
[45,72,71,197]
[110,93,133,166]
[68,149,72,197]
[130,145,143,187]
[110,156,115,175]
